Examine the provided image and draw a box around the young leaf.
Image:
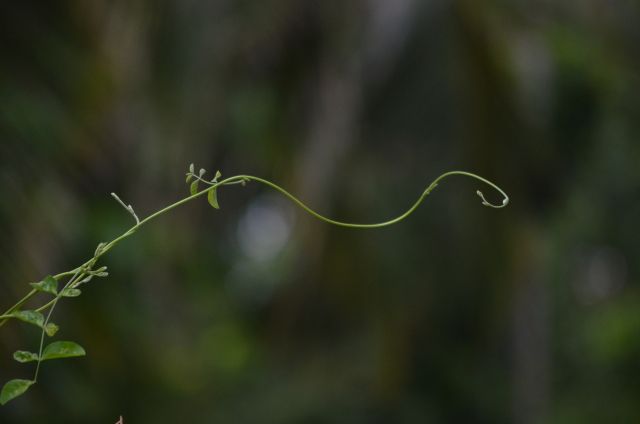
[13,351,39,363]
[214,170,222,181]
[45,323,59,337]
[185,173,193,183]
[189,163,195,174]
[41,341,86,361]
[95,242,106,256]
[12,310,44,328]
[29,276,58,295]
[0,379,33,405]
[78,275,94,285]
[207,188,220,209]
[190,180,199,195]
[61,288,82,297]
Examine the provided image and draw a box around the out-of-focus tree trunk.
[510,225,550,424]
[454,1,552,422]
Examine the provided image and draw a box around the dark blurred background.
[1,1,639,423]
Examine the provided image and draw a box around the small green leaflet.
[41,341,86,361]
[0,379,33,405]
[45,323,59,337]
[10,310,58,335]
[78,275,94,285]
[12,310,44,328]
[61,288,82,297]
[207,187,220,209]
[29,276,58,295]
[13,350,38,363]
[190,180,199,195]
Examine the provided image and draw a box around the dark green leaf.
[190,180,199,195]
[13,351,38,363]
[0,379,33,405]
[42,341,86,361]
[207,188,220,209]
[12,310,44,328]
[30,276,58,295]
[61,288,82,297]
[45,323,59,337]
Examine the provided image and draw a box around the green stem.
[33,270,85,382]
[0,289,37,324]
[234,171,508,228]
[1,171,508,320]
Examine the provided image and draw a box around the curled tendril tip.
[476,190,509,209]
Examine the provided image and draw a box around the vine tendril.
[227,170,508,228]
[0,166,508,405]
